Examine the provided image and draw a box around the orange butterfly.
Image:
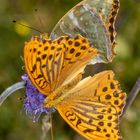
[24,34,126,140]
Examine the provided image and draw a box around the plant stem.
[0,81,25,106]
[120,77,140,121]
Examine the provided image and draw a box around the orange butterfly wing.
[55,35,97,87]
[56,70,126,140]
[24,35,97,95]
[24,35,65,94]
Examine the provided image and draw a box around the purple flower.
[22,74,55,122]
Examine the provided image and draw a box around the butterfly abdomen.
[44,73,82,108]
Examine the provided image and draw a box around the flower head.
[22,74,55,122]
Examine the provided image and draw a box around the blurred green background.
[0,0,140,140]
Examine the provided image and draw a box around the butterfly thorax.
[44,74,82,109]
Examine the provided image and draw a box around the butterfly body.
[45,73,82,108]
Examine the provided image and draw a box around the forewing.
[56,71,126,140]
[24,36,65,95]
[56,35,97,87]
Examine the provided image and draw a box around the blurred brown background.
[0,0,140,140]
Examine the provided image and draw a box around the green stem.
[120,77,140,121]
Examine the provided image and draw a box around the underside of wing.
[50,0,120,63]
[56,70,126,140]
[81,0,120,60]
[50,4,112,63]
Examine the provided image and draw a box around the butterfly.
[50,0,120,64]
[24,34,126,140]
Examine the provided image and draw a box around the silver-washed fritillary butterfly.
[50,0,120,64]
[24,34,126,140]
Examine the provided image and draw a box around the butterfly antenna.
[34,9,45,32]
[50,113,54,140]
[0,81,25,106]
[12,20,43,33]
